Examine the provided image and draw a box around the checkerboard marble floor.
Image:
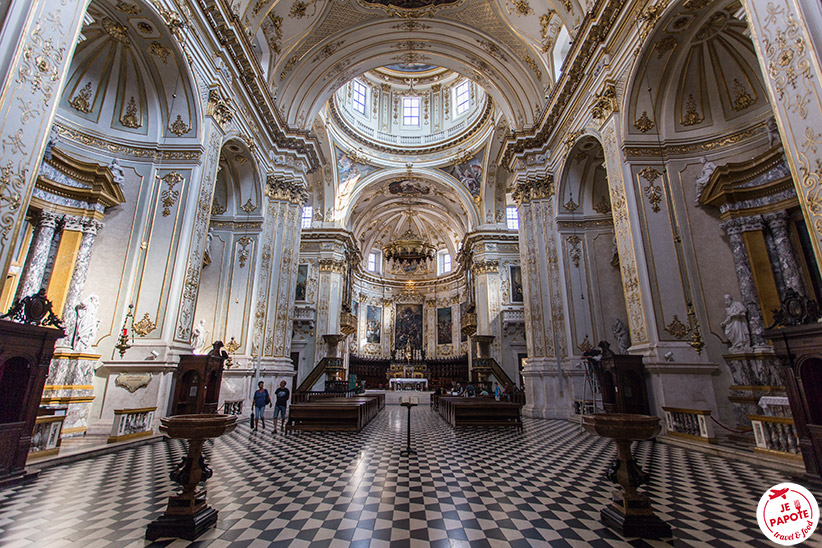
[0,405,816,547]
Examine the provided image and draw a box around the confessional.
[0,320,63,486]
[170,353,225,415]
[766,320,822,485]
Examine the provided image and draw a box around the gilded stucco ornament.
[160,171,184,217]
[69,82,93,113]
[120,96,141,129]
[633,111,654,133]
[639,167,662,213]
[133,313,157,336]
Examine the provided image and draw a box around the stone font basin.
[160,414,237,440]
[582,413,661,441]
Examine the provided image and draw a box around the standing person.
[253,381,271,430]
[493,382,502,401]
[272,380,290,433]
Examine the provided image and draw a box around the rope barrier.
[710,415,753,434]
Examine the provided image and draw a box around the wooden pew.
[436,396,522,430]
[285,394,384,433]
[286,401,366,433]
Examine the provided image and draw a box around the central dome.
[327,66,492,162]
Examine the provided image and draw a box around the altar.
[389,378,428,391]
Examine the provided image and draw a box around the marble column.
[0,1,91,279]
[742,0,822,277]
[17,211,60,297]
[514,175,571,418]
[472,258,503,364]
[720,216,767,347]
[254,175,306,366]
[763,211,806,297]
[57,218,103,348]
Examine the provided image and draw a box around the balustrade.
[28,415,66,458]
[222,400,244,416]
[749,415,802,459]
[108,407,156,443]
[662,407,717,444]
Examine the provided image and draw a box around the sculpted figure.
[110,158,125,186]
[694,156,717,205]
[721,294,751,352]
[73,294,101,352]
[191,319,209,354]
[612,319,630,354]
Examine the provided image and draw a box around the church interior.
[2,0,822,545]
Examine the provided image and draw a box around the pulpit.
[171,353,225,415]
[0,291,64,486]
[597,342,650,416]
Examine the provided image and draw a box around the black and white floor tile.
[0,405,815,547]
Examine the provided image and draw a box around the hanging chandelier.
[382,229,436,268]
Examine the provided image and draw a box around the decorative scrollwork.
[160,171,184,217]
[133,313,157,336]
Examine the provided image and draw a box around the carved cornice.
[624,120,768,158]
[53,122,201,161]
[513,175,555,206]
[699,146,795,215]
[264,174,308,205]
[35,147,126,216]
[195,0,322,171]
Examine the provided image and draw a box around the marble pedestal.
[724,352,787,440]
[42,351,100,438]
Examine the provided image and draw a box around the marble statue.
[694,156,717,205]
[721,294,751,352]
[191,319,209,354]
[203,228,213,266]
[43,126,60,161]
[73,294,100,352]
[767,117,780,148]
[109,158,125,186]
[612,319,630,354]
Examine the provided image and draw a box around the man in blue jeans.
[253,381,270,430]
[272,380,290,433]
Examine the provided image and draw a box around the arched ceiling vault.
[624,0,771,144]
[341,167,480,230]
[236,0,577,132]
[346,171,474,259]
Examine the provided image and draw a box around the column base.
[600,505,672,539]
[145,506,218,541]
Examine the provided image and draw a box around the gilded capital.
[590,83,618,121]
[265,174,308,205]
[472,260,499,274]
[206,89,233,130]
[512,175,554,206]
[318,258,346,273]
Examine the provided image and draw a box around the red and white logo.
[757,482,819,545]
